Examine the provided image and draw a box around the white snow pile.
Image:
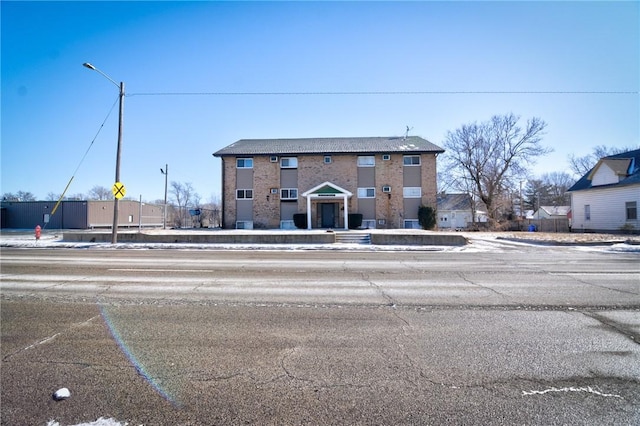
[47,419,126,426]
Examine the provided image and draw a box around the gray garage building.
[0,200,163,230]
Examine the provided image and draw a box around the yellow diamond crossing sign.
[112,182,126,199]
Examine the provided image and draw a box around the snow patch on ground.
[1,230,639,253]
[47,419,126,426]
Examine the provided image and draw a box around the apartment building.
[213,136,444,230]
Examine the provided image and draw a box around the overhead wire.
[45,94,120,229]
[129,90,638,96]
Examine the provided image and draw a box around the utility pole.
[161,165,168,229]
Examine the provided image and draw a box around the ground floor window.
[404,219,420,229]
[280,220,295,229]
[626,201,637,220]
[236,221,253,229]
[362,219,376,229]
[403,187,421,198]
[584,204,591,221]
[280,188,298,200]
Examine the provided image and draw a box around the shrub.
[348,213,363,229]
[418,205,437,230]
[293,213,307,229]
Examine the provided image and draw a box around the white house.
[567,149,639,233]
[532,205,571,220]
[436,193,487,229]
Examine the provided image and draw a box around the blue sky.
[2,1,638,203]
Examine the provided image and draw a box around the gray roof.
[213,136,444,157]
[437,193,473,211]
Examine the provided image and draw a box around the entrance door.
[321,203,336,228]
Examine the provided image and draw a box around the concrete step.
[334,232,371,244]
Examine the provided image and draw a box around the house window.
[357,188,375,198]
[357,156,375,167]
[280,157,298,168]
[626,201,637,220]
[236,189,253,200]
[324,156,332,164]
[403,155,421,166]
[382,154,391,161]
[403,187,421,198]
[236,221,253,229]
[584,204,591,221]
[236,158,253,168]
[280,188,298,200]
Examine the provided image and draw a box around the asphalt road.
[1,244,639,425]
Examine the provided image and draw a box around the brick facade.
[218,152,440,229]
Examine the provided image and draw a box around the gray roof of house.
[213,136,444,157]
[437,193,473,211]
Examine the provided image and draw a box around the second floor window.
[280,157,298,168]
[236,158,253,168]
[403,155,421,166]
[357,156,375,167]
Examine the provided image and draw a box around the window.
[362,219,376,229]
[382,185,391,193]
[280,220,296,230]
[236,221,253,229]
[404,219,420,229]
[357,156,375,167]
[357,187,375,198]
[236,189,253,200]
[280,157,298,168]
[403,155,421,166]
[382,154,391,161]
[626,201,637,220]
[403,187,421,198]
[324,156,332,164]
[280,188,298,200]
[584,204,591,221]
[270,156,278,163]
[236,158,253,168]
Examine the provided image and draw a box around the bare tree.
[87,185,112,200]
[2,191,36,201]
[170,181,199,228]
[540,172,573,206]
[442,113,551,222]
[568,145,638,177]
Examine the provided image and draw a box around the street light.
[83,62,124,244]
[160,165,168,229]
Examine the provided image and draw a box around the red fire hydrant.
[35,225,41,240]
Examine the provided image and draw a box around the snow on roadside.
[47,419,126,426]
[1,231,639,253]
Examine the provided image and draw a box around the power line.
[129,90,638,97]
